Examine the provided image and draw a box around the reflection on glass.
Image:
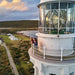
[60,3,67,34]
[45,11,50,32]
[39,5,45,33]
[40,7,44,26]
[46,3,50,10]
[60,9,67,34]
[52,10,58,27]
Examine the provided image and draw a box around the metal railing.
[32,45,75,61]
[38,27,74,34]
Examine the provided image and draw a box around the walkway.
[2,43,19,75]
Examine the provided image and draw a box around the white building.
[9,35,18,40]
[29,0,75,75]
[7,33,12,36]
[17,31,38,37]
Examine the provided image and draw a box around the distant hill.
[0,20,38,28]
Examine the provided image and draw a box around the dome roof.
[37,0,75,7]
[40,0,75,3]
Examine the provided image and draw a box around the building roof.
[40,0,75,3]
[38,0,75,7]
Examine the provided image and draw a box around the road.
[0,28,12,29]
[2,43,19,75]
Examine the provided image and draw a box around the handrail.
[32,45,74,51]
[38,27,74,34]
[39,27,75,29]
[32,45,75,61]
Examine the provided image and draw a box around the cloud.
[0,7,9,14]
[0,0,28,11]
[0,0,40,21]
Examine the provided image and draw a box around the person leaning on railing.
[30,37,34,45]
[33,38,38,46]
[30,37,38,46]
[30,38,38,52]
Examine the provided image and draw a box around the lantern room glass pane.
[45,10,51,33]
[60,3,67,9]
[51,9,58,34]
[60,3,67,34]
[45,3,51,33]
[68,3,73,8]
[46,3,50,10]
[67,3,74,33]
[59,9,67,34]
[39,5,45,33]
[51,3,58,9]
[73,4,75,33]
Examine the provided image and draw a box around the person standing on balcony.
[33,38,38,46]
[30,37,34,45]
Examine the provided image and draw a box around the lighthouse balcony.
[29,45,75,61]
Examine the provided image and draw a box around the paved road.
[2,43,19,75]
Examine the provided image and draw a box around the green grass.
[15,34,30,40]
[0,35,11,43]
[20,61,33,75]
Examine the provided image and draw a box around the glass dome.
[39,2,75,34]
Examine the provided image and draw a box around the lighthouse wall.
[30,54,75,75]
[36,33,74,56]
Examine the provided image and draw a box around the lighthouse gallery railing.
[31,45,75,61]
[39,27,75,34]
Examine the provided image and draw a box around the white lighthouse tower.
[29,0,75,75]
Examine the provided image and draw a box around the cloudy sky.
[0,0,40,21]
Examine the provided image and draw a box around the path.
[2,43,19,75]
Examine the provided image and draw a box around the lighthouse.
[29,0,75,75]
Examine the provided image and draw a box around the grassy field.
[0,46,13,75]
[15,34,30,40]
[0,27,38,34]
[0,20,38,28]
[0,20,38,34]
[0,34,34,75]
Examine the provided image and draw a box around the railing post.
[61,48,63,61]
[43,46,46,59]
[33,44,34,54]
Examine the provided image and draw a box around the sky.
[0,0,40,21]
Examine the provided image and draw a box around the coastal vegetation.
[0,34,34,75]
[0,46,13,75]
[0,20,35,75]
[0,20,38,28]
[0,20,38,34]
